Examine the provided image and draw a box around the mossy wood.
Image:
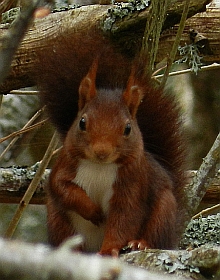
[0,167,218,205]
[0,0,217,93]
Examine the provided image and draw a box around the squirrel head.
[78,59,144,118]
[65,59,144,164]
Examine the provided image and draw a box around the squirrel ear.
[78,59,98,110]
[123,72,143,118]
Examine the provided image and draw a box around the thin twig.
[0,106,46,161]
[37,146,62,165]
[52,146,62,157]
[152,65,167,77]
[0,118,48,144]
[192,204,220,219]
[161,0,190,87]
[4,131,59,239]
[187,132,220,219]
[153,63,220,81]
[9,89,39,95]
[0,0,41,83]
[140,0,170,72]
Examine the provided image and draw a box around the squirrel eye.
[79,117,86,131]
[124,122,131,136]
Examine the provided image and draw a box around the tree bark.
[0,166,219,205]
[120,244,220,279]
[0,165,49,204]
[0,236,187,280]
[0,236,218,280]
[0,0,215,93]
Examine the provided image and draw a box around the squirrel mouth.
[85,144,118,164]
[92,156,115,164]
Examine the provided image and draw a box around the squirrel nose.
[92,142,113,161]
[96,152,109,160]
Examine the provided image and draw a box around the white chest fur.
[69,159,118,252]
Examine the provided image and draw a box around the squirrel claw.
[127,239,149,251]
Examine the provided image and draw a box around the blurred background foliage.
[0,92,50,243]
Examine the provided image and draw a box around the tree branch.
[0,0,213,93]
[0,235,219,279]
[186,132,220,218]
[0,236,188,280]
[4,131,59,238]
[0,234,220,280]
[0,166,219,205]
[121,244,220,279]
[0,0,41,84]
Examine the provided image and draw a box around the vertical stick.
[140,0,170,72]
[187,132,220,218]
[161,0,190,87]
[4,131,59,239]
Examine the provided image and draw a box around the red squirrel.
[37,57,186,255]
[34,26,185,255]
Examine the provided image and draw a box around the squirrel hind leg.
[47,200,76,247]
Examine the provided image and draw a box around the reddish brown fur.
[34,28,132,137]
[34,31,186,255]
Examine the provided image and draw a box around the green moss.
[180,214,220,249]
[156,251,200,274]
[102,0,150,31]
[1,7,20,24]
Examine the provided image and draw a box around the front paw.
[98,247,120,257]
[89,206,105,226]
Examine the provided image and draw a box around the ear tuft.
[78,59,98,110]
[123,74,143,118]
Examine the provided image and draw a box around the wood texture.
[0,0,215,93]
[0,167,218,205]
